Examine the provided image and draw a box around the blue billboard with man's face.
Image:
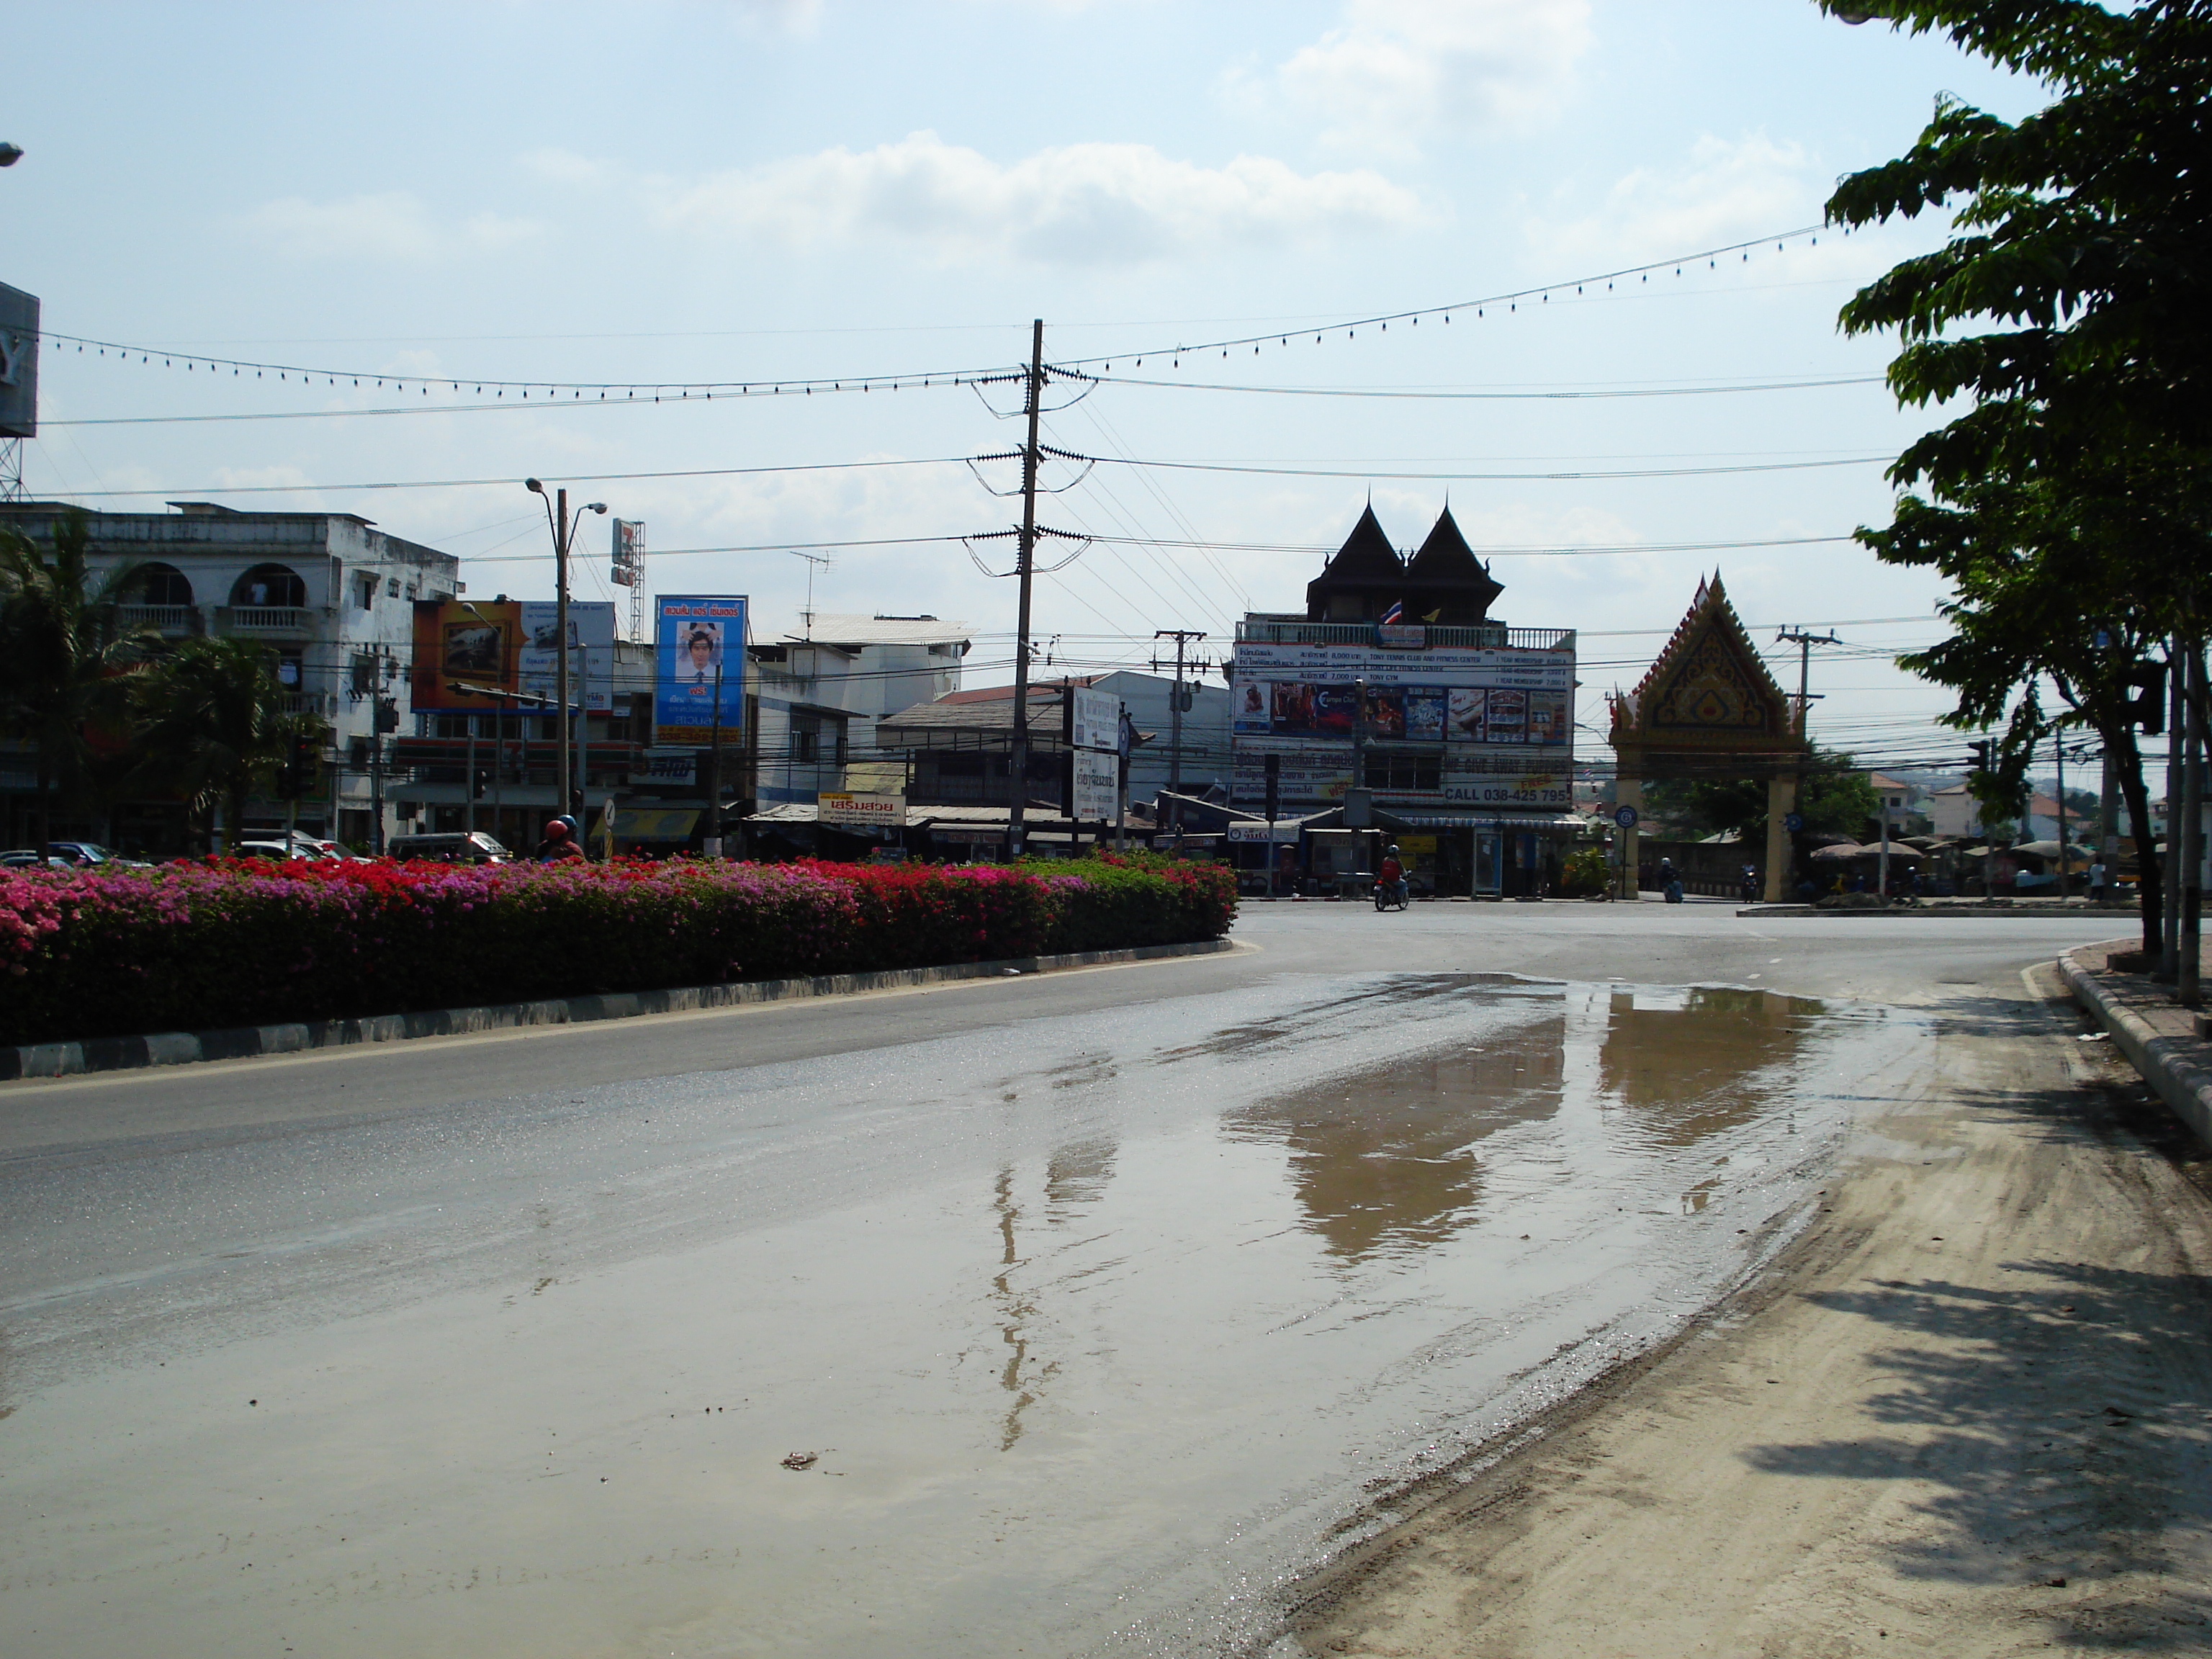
[655,595,747,744]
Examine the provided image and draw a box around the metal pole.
[370,735,386,857]
[2055,728,2069,899]
[575,627,589,848]
[1878,801,1890,900]
[1007,318,1044,863]
[466,718,477,836]
[2182,647,2204,1004]
[554,487,572,822]
[2165,646,2183,978]
[704,655,724,860]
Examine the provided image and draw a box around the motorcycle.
[1373,880,1409,912]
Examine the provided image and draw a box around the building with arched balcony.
[1,500,462,854]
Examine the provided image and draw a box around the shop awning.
[1387,811,1585,830]
[603,806,699,841]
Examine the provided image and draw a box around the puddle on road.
[0,974,1909,1659]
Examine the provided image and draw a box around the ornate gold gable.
[1606,575,1807,903]
[1609,574,1803,763]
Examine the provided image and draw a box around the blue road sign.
[1614,805,1640,829]
[1784,811,1805,832]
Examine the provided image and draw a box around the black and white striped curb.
[1,937,1239,1082]
[2059,944,2212,1150]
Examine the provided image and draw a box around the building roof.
[934,675,1100,705]
[780,612,971,648]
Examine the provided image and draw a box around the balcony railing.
[117,604,196,634]
[278,692,333,717]
[228,606,314,633]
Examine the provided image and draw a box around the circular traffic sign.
[1614,805,1640,829]
[1783,811,1805,832]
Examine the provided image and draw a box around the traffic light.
[2121,662,2167,736]
[471,767,490,800]
[276,732,320,800]
[1263,752,1281,822]
[1966,739,1993,777]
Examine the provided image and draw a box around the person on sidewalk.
[2088,857,2110,903]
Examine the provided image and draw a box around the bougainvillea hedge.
[0,852,1236,1048]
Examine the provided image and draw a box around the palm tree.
[127,635,311,853]
[0,511,145,852]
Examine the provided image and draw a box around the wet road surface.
[0,904,2128,1656]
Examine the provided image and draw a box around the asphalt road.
[0,901,2129,1658]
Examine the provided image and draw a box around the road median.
[0,936,1239,1082]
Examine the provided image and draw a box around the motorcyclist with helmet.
[1377,843,1408,908]
[534,817,585,863]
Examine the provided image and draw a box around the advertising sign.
[1229,639,1575,811]
[819,791,907,830]
[611,519,644,588]
[0,283,38,439]
[411,599,616,713]
[655,595,748,745]
[1070,688,1121,754]
[1071,750,1120,822]
[1226,822,1302,843]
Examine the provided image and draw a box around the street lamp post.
[526,480,607,824]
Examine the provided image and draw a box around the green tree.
[1822,1,2212,948]
[0,511,146,853]
[1645,751,1878,842]
[127,636,308,854]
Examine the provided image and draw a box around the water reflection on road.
[0,974,1905,1659]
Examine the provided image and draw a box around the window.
[233,564,307,608]
[793,723,821,765]
[276,652,303,690]
[387,577,400,598]
[132,563,194,607]
[1364,750,1442,791]
[351,652,379,695]
[356,574,377,611]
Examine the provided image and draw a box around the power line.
[1084,372,1885,402]
[37,455,974,499]
[1087,453,1890,482]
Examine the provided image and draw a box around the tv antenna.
[790,551,832,637]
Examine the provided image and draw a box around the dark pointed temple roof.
[1400,506,1503,621]
[1322,504,1403,580]
[1305,504,1505,624]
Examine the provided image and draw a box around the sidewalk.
[2060,938,2212,1148]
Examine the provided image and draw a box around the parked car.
[0,848,71,870]
[234,840,347,862]
[387,831,511,865]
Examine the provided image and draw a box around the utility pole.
[1154,629,1206,809]
[2054,729,2069,899]
[554,487,572,817]
[1006,319,1045,862]
[1775,627,1840,899]
[2182,646,2204,1003]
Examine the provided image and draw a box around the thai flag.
[1380,600,1404,625]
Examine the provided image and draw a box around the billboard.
[1230,639,1575,810]
[819,791,907,830]
[0,284,37,439]
[410,600,617,714]
[611,519,644,588]
[1071,750,1120,821]
[655,594,748,744]
[1070,688,1120,753]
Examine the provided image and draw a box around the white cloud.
[649,130,1426,264]
[1524,134,1823,266]
[241,192,541,262]
[1246,0,1593,157]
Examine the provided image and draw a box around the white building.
[2,500,460,853]
[747,613,971,804]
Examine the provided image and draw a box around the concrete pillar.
[1765,772,1797,902]
[1617,775,1643,899]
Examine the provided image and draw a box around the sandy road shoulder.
[1285,963,2212,1658]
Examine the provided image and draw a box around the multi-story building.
[879,668,1224,811]
[745,613,971,804]
[1,500,461,853]
[1228,503,1580,896]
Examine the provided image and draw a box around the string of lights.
[1050,225,1833,372]
[37,221,1838,411]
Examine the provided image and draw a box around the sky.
[4,1,2051,774]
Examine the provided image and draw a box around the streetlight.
[525,479,608,822]
[0,145,23,168]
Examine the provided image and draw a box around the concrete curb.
[2058,943,2212,1148]
[0,937,1240,1084]
[1735,903,2141,919]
